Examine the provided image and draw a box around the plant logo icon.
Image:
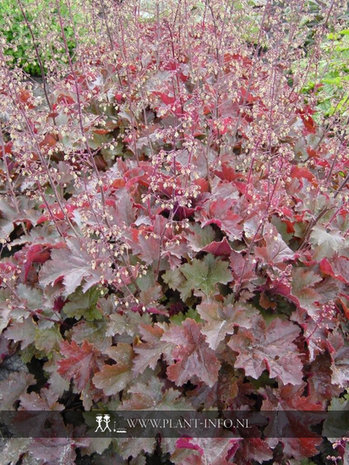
[94,414,112,433]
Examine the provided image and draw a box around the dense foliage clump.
[0,1,348,464]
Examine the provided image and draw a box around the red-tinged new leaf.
[58,340,99,391]
[56,93,75,105]
[283,437,322,460]
[262,383,323,411]
[320,256,349,284]
[162,318,220,387]
[194,178,210,193]
[153,91,176,105]
[290,165,317,184]
[37,202,79,225]
[202,237,232,257]
[228,317,303,385]
[301,114,316,135]
[39,133,58,149]
[14,243,65,281]
[214,163,242,182]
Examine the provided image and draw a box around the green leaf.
[107,311,151,337]
[187,224,216,251]
[162,268,192,301]
[170,308,203,325]
[162,268,183,290]
[180,254,232,297]
[93,344,134,396]
[323,390,349,439]
[17,284,44,310]
[34,326,62,353]
[63,287,103,321]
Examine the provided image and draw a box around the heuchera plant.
[0,0,348,464]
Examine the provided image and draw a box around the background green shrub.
[0,0,82,76]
